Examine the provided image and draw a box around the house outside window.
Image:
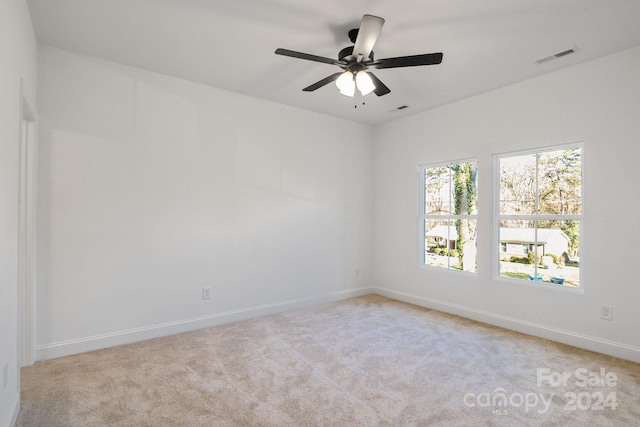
[496,145,582,287]
[419,159,478,272]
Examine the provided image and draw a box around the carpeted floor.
[17,295,640,426]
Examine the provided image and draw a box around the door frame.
[18,79,37,367]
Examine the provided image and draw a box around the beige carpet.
[17,295,640,426]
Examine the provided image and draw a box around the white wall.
[0,1,37,426]
[35,46,373,360]
[373,45,640,362]
[29,20,640,372]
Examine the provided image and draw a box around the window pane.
[540,219,580,287]
[538,148,582,215]
[425,166,451,215]
[453,162,478,215]
[425,219,477,272]
[499,220,537,280]
[500,154,536,215]
[457,218,477,273]
[499,219,580,287]
[425,219,454,268]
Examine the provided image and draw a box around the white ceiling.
[26,0,640,125]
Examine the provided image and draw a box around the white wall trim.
[18,78,37,368]
[35,287,372,361]
[372,287,640,364]
[36,286,639,364]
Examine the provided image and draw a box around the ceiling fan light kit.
[355,71,376,96]
[336,71,356,96]
[335,70,376,97]
[275,14,443,98]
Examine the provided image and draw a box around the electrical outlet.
[202,287,211,300]
[2,363,7,390]
[600,304,613,321]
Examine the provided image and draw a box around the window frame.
[493,143,584,293]
[418,158,478,274]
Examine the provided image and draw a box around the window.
[419,160,478,272]
[497,145,582,287]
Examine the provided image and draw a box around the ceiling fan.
[275,14,443,97]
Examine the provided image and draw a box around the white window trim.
[417,158,478,274]
[492,142,584,293]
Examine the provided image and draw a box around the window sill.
[495,275,584,294]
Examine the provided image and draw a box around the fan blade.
[303,73,344,92]
[275,48,342,66]
[373,52,443,69]
[352,15,385,61]
[367,72,391,96]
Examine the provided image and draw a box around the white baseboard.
[34,286,640,364]
[35,287,371,361]
[372,287,640,364]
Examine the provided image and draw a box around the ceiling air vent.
[554,48,575,58]
[535,47,578,65]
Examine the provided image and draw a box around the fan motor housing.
[339,46,374,63]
